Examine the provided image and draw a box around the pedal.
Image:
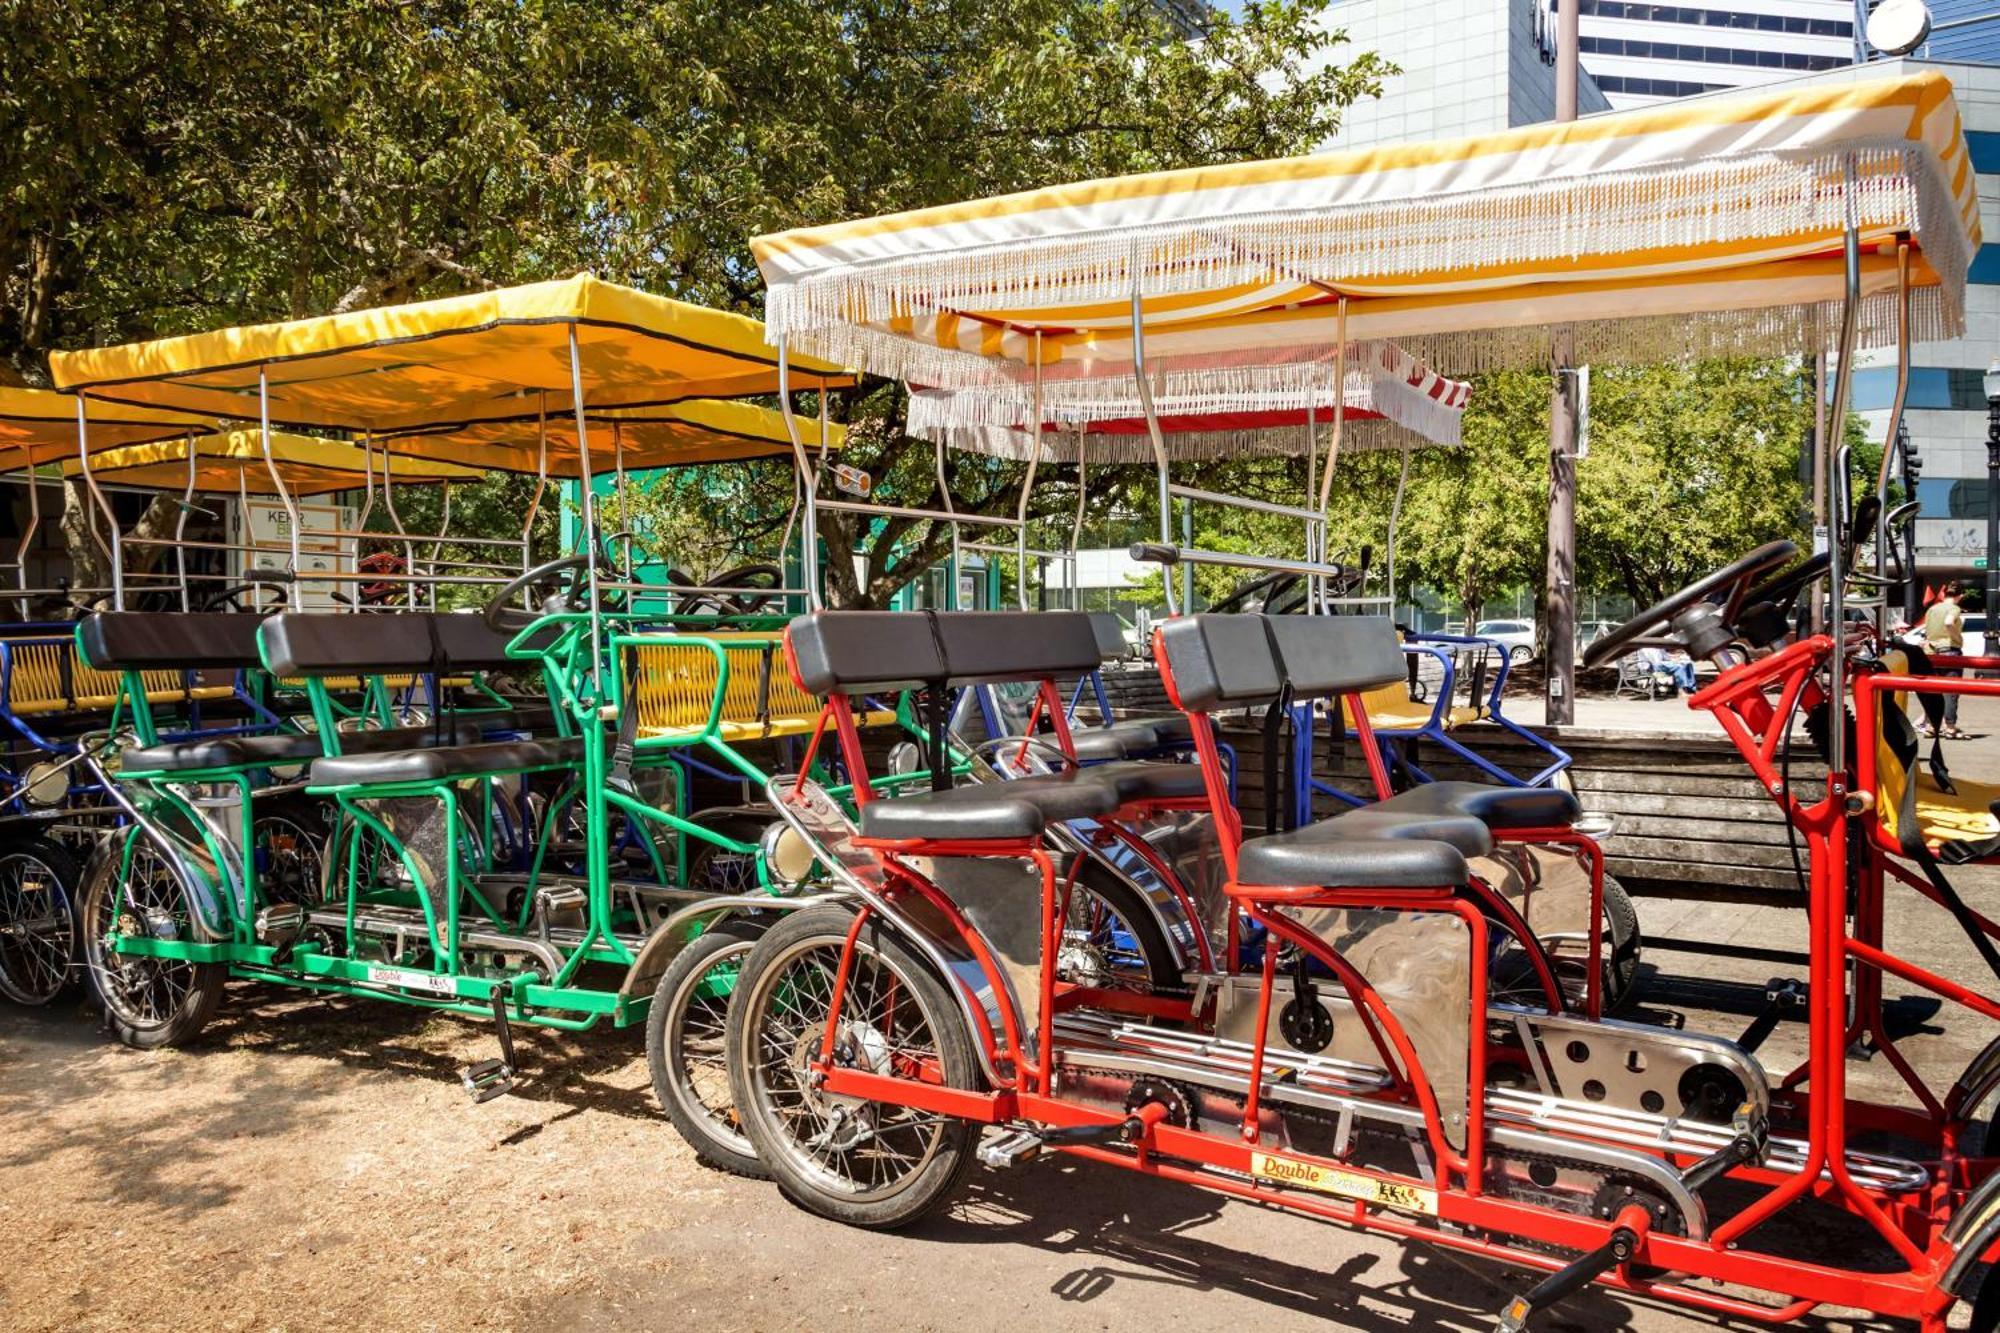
[460,1057,516,1103]
[1736,978,1805,1055]
[1680,1102,1767,1192]
[978,1129,1045,1169]
[1494,1209,1646,1331]
[459,985,522,1104]
[977,1105,1167,1168]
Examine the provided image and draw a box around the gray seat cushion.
[123,722,482,774]
[1087,761,1208,804]
[858,789,1049,842]
[858,770,1122,843]
[309,740,554,787]
[1322,808,1495,858]
[1368,781,1579,830]
[1236,832,1468,890]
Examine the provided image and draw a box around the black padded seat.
[309,740,554,787]
[1071,720,1162,762]
[475,704,559,734]
[1322,808,1495,858]
[858,771,1122,843]
[1088,760,1209,804]
[858,789,1048,842]
[1070,715,1194,763]
[121,722,483,774]
[1236,832,1468,890]
[1367,781,1579,830]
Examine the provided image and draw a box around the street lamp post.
[1985,361,2000,633]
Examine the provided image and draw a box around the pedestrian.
[1922,580,1968,739]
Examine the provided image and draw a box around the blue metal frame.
[1290,632,1571,826]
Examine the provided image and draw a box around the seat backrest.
[1154,614,1281,713]
[1086,612,1127,662]
[259,612,517,677]
[931,611,1102,687]
[1265,615,1407,700]
[78,612,267,670]
[786,611,948,695]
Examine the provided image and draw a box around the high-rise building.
[1564,1,1857,108]
[1314,0,1611,150]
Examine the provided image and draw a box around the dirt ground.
[7,700,2000,1331]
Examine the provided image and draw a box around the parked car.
[1471,618,1536,662]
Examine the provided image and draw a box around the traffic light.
[1899,423,1922,487]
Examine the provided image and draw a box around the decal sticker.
[1249,1151,1437,1216]
[365,965,457,996]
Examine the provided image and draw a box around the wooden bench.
[1214,717,1819,904]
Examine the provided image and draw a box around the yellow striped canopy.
[64,430,482,495]
[378,396,842,477]
[753,73,1978,395]
[0,387,212,469]
[48,274,850,434]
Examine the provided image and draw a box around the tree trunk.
[60,482,183,608]
[61,479,109,602]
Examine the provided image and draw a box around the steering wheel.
[484,554,592,631]
[203,583,289,612]
[1582,540,1798,669]
[1208,570,1303,615]
[674,562,785,617]
[1743,550,1831,616]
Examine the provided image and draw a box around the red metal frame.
[773,617,2000,1329]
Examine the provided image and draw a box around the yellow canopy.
[64,429,483,495]
[48,274,850,434]
[0,387,212,470]
[752,72,1978,394]
[378,396,843,477]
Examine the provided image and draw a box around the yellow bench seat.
[631,634,901,744]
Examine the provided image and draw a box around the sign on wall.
[233,499,356,610]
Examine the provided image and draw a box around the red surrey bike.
[723,546,2000,1330]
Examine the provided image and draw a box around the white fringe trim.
[906,341,1468,446]
[767,143,1969,378]
[920,415,1429,464]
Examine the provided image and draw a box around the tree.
[1575,360,1812,609]
[2,1,1393,604]
[1393,370,1552,626]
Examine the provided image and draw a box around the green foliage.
[1,0,1391,601]
[1166,360,1833,629]
[1575,360,1811,607]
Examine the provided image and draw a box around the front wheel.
[727,905,981,1229]
[0,837,83,1006]
[79,834,225,1048]
[648,919,768,1179]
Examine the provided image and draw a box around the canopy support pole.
[356,433,379,534]
[15,449,40,619]
[1825,156,1863,789]
[1017,331,1045,610]
[1315,307,1349,614]
[1874,239,1913,629]
[259,366,303,581]
[934,433,961,611]
[776,344,821,610]
[1388,439,1413,615]
[613,422,632,583]
[1070,432,1090,612]
[522,397,549,580]
[1131,284,1178,616]
[73,396,122,610]
[567,324,603,690]
[1305,399,1319,613]
[176,430,196,612]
